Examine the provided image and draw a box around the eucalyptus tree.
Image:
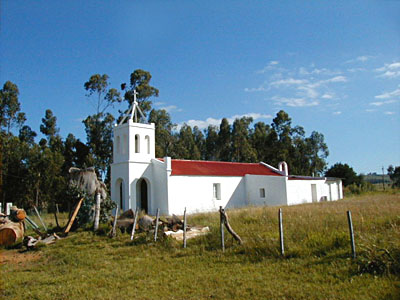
[204,125,219,160]
[231,117,257,163]
[122,69,159,122]
[83,74,121,179]
[148,108,175,158]
[174,124,201,160]
[217,118,232,161]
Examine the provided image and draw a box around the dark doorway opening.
[119,181,123,210]
[140,179,148,213]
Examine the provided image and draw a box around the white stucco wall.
[167,175,244,215]
[286,179,342,205]
[244,175,288,206]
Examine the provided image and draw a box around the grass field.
[1,192,399,299]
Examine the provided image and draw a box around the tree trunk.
[94,193,101,231]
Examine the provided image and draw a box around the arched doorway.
[136,178,149,213]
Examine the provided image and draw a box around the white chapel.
[111,93,343,215]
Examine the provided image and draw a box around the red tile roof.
[166,159,283,177]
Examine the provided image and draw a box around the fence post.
[154,208,160,242]
[347,210,356,259]
[110,204,119,238]
[130,208,139,241]
[279,208,284,256]
[94,193,101,231]
[219,206,225,252]
[183,207,187,248]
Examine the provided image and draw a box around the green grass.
[1,192,399,300]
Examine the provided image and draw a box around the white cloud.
[376,62,400,78]
[272,96,319,107]
[369,99,397,106]
[384,111,396,115]
[365,109,376,113]
[346,55,374,64]
[332,111,342,115]
[257,60,281,74]
[297,86,319,99]
[375,87,400,99]
[270,78,308,86]
[324,75,347,83]
[154,102,183,112]
[244,86,267,92]
[178,113,272,130]
[322,93,334,99]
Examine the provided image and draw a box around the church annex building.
[111,98,343,216]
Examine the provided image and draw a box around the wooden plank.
[33,206,47,232]
[64,197,84,234]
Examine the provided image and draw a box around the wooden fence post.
[33,205,47,232]
[110,204,119,238]
[347,210,356,259]
[219,206,225,252]
[154,208,160,242]
[183,207,187,248]
[94,193,101,231]
[130,208,139,241]
[279,208,284,256]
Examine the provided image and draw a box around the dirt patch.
[0,249,41,266]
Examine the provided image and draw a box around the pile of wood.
[115,210,189,233]
[0,206,26,246]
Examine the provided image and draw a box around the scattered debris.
[165,226,210,241]
[23,233,61,249]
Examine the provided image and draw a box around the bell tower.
[111,90,155,212]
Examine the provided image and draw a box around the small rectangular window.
[213,183,221,200]
[260,188,265,198]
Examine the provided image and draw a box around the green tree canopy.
[325,163,362,186]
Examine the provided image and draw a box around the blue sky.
[1,1,399,174]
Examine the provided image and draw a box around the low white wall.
[286,179,341,205]
[244,175,287,206]
[167,175,244,215]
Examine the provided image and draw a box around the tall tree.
[231,117,257,163]
[387,165,400,187]
[325,163,361,186]
[204,125,219,160]
[84,74,121,179]
[83,113,114,178]
[174,124,201,160]
[123,69,159,121]
[217,118,232,161]
[148,109,175,157]
[0,81,26,134]
[84,74,121,115]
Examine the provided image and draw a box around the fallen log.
[0,221,24,246]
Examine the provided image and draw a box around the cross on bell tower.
[118,89,148,125]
